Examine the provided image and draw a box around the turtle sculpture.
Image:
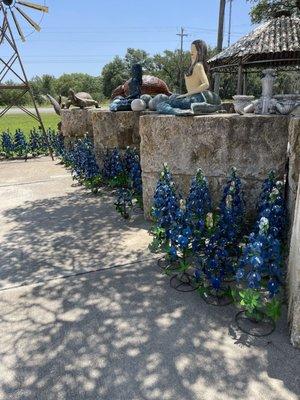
[47,94,62,116]
[65,89,100,109]
[47,90,100,115]
[111,75,172,99]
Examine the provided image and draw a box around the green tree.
[247,0,300,23]
[30,74,56,104]
[101,56,127,98]
[53,73,102,100]
[152,49,190,93]
[124,48,154,73]
[0,80,31,106]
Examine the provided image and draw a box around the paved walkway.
[0,158,299,400]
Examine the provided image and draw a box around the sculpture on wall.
[233,69,300,115]
[65,90,100,109]
[152,40,222,116]
[110,64,143,111]
[111,75,172,99]
[47,90,100,114]
[47,94,62,116]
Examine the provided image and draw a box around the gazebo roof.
[209,15,300,71]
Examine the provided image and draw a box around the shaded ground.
[0,157,299,400]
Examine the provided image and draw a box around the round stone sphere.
[140,94,152,107]
[131,99,146,112]
[149,94,169,111]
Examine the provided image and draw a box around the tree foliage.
[247,0,300,23]
[1,39,299,106]
[53,73,102,99]
[101,56,127,98]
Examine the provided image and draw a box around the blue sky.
[9,0,254,78]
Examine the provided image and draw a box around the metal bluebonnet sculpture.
[124,147,143,198]
[168,203,200,291]
[70,138,101,192]
[200,168,245,304]
[14,130,28,159]
[113,148,141,218]
[29,129,42,157]
[150,163,180,253]
[1,129,61,159]
[186,168,212,252]
[48,131,65,158]
[57,142,143,217]
[234,216,284,336]
[103,148,127,187]
[257,174,285,239]
[1,131,14,158]
[218,167,245,248]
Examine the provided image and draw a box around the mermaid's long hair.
[186,40,209,77]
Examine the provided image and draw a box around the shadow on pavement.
[0,261,299,400]
[0,189,151,289]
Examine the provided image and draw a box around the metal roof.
[209,15,300,70]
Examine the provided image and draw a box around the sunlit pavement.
[0,157,299,400]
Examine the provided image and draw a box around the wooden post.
[214,0,226,94]
[237,64,243,95]
[243,72,247,95]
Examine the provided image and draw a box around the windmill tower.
[0,0,53,157]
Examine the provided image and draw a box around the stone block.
[140,114,289,218]
[287,117,300,227]
[61,108,94,143]
[91,110,154,167]
[288,175,300,348]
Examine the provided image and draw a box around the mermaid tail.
[156,90,221,116]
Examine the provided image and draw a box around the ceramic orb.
[149,94,169,111]
[140,94,152,107]
[131,99,146,112]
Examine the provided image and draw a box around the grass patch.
[0,113,60,139]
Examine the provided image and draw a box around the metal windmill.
[0,0,53,157]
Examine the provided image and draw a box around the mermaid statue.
[110,63,143,112]
[155,40,222,116]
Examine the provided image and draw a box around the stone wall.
[287,116,300,348]
[287,117,300,226]
[140,114,289,218]
[288,175,300,348]
[61,108,95,148]
[91,110,153,168]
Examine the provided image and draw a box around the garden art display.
[0,125,287,338]
[110,63,144,112]
[153,40,222,116]
[149,164,286,337]
[0,120,288,338]
[54,136,143,219]
[0,129,56,160]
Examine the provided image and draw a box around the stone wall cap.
[89,109,157,116]
[139,113,290,121]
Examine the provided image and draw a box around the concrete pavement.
[0,157,299,400]
[0,107,55,115]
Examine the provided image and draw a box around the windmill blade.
[0,10,8,44]
[11,9,26,42]
[16,1,49,13]
[16,6,41,31]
